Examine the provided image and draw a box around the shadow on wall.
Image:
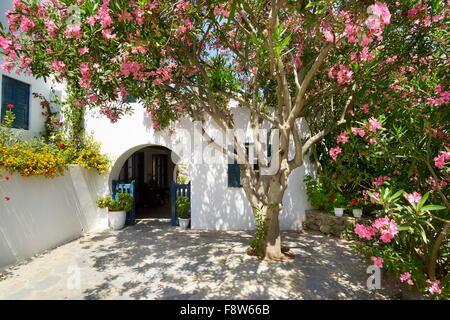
[86,107,314,231]
[0,166,108,269]
[191,161,315,231]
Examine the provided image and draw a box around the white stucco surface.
[0,166,108,270]
[85,105,314,231]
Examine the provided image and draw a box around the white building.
[0,0,313,268]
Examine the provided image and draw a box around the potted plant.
[328,193,346,217]
[176,196,191,229]
[96,191,134,230]
[347,197,365,218]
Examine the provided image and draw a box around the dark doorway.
[117,146,175,219]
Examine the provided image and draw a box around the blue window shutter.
[1,76,30,130]
[227,145,241,188]
[124,95,137,103]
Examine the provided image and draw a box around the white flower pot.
[109,210,127,230]
[179,218,190,229]
[334,208,344,217]
[353,209,363,218]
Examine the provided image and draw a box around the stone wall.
[304,209,371,238]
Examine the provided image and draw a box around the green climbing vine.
[250,204,269,258]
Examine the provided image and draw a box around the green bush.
[176,196,190,219]
[97,191,134,212]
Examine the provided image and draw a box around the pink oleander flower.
[426,279,442,295]
[369,191,381,204]
[404,192,422,204]
[351,127,366,137]
[371,256,384,268]
[79,47,89,55]
[400,272,411,282]
[367,2,391,25]
[336,131,349,144]
[65,23,82,39]
[51,60,65,72]
[372,176,390,188]
[434,151,450,169]
[354,224,376,240]
[368,117,383,132]
[373,216,398,243]
[329,146,342,162]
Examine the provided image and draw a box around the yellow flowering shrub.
[0,106,110,178]
[0,140,110,178]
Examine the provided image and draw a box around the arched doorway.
[114,145,177,220]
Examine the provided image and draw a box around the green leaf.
[390,189,404,201]
[421,205,446,211]
[418,192,429,209]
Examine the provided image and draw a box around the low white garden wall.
[0,165,109,270]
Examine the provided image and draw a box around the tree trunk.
[263,205,284,260]
[428,222,449,280]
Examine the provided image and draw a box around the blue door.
[112,180,136,226]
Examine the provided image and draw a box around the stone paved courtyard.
[0,219,401,300]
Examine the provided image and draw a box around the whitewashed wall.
[0,166,108,270]
[85,104,314,231]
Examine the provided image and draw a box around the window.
[124,95,137,103]
[227,145,242,188]
[227,143,272,188]
[1,76,30,130]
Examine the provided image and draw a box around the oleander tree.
[0,0,448,260]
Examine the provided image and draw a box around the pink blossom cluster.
[329,146,342,162]
[120,58,146,80]
[371,256,384,268]
[328,64,353,85]
[427,90,450,106]
[365,1,391,37]
[429,176,448,192]
[399,272,414,286]
[434,151,450,169]
[355,224,376,240]
[369,191,381,204]
[336,131,349,144]
[214,3,230,18]
[373,216,398,243]
[351,127,366,137]
[372,175,390,188]
[354,216,398,243]
[404,191,422,204]
[368,117,383,131]
[426,279,442,295]
[65,23,82,39]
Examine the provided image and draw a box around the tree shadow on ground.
[78,219,400,300]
